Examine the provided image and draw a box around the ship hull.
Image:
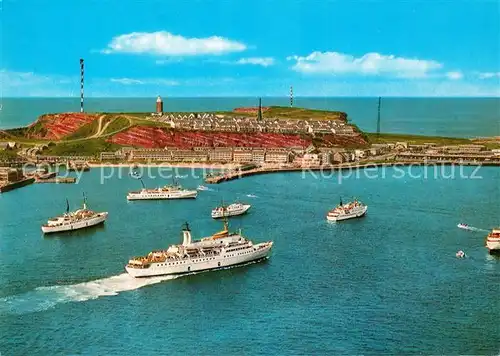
[212,204,251,219]
[327,206,367,222]
[486,239,500,254]
[41,213,108,234]
[125,243,272,278]
[127,191,197,200]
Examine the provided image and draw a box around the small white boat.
[246,194,258,198]
[211,202,251,219]
[456,250,466,258]
[457,223,472,230]
[41,195,108,234]
[197,185,209,191]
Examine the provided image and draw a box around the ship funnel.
[182,222,192,246]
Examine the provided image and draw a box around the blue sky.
[1,0,499,97]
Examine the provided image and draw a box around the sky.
[1,0,499,97]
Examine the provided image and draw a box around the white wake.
[0,273,178,315]
[0,259,267,315]
[457,224,489,232]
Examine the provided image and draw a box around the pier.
[35,177,77,184]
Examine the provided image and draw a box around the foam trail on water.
[469,227,489,232]
[458,224,489,232]
[246,194,258,198]
[0,273,178,315]
[0,259,266,315]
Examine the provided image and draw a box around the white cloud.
[110,78,145,85]
[155,58,184,65]
[446,71,463,80]
[102,31,246,56]
[478,72,500,79]
[235,57,275,67]
[110,77,179,86]
[288,51,443,78]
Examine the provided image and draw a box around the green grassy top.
[366,133,471,146]
[101,116,130,136]
[264,106,346,120]
[214,106,347,120]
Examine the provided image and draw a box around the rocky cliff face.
[24,113,98,140]
[107,126,368,149]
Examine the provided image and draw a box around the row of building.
[99,146,362,165]
[152,113,356,136]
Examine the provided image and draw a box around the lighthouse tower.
[156,96,164,114]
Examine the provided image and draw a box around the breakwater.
[205,160,500,184]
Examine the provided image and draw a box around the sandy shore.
[87,162,239,169]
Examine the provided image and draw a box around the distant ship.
[326,198,367,222]
[127,174,197,200]
[127,184,197,200]
[125,220,273,278]
[485,227,500,254]
[41,195,108,234]
[211,202,251,219]
[197,185,209,191]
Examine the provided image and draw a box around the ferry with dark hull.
[125,221,273,277]
[327,198,367,222]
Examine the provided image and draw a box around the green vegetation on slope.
[101,117,131,136]
[0,149,20,161]
[366,133,471,145]
[23,118,48,138]
[4,127,29,137]
[65,118,102,140]
[40,139,121,157]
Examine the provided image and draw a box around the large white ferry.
[211,202,251,219]
[125,221,273,278]
[485,227,500,254]
[127,184,197,200]
[41,196,108,234]
[326,198,367,222]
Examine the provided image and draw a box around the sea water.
[0,166,498,354]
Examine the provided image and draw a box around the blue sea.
[0,166,499,354]
[0,97,499,138]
